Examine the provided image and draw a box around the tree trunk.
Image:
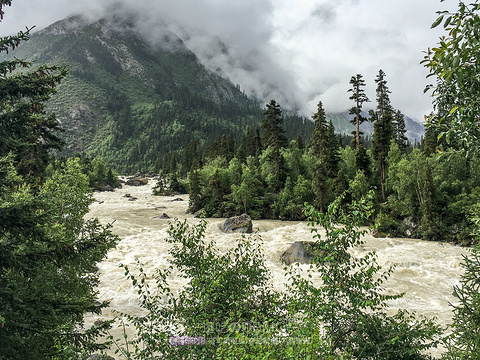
[356,114,360,151]
[381,163,386,201]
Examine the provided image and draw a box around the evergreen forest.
[161,72,480,245]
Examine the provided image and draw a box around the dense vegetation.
[112,197,440,359]
[166,72,480,244]
[0,3,118,359]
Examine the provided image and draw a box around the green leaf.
[444,15,452,28]
[431,15,444,28]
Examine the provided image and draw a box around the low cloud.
[0,0,459,120]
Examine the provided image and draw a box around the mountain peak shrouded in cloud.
[0,0,458,121]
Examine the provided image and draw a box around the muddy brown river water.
[85,178,469,357]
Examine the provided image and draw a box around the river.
[85,178,469,357]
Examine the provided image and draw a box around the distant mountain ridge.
[327,111,425,143]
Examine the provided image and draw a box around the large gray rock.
[402,217,418,237]
[126,177,149,186]
[193,209,205,218]
[220,214,253,234]
[101,184,114,192]
[281,241,322,265]
[124,193,137,201]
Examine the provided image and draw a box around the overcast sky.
[0,0,458,121]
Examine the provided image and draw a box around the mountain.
[5,13,425,172]
[326,112,425,144]
[7,13,264,173]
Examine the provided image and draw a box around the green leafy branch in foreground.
[422,1,480,155]
[442,238,480,359]
[287,192,441,359]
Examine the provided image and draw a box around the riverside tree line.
[156,69,480,245]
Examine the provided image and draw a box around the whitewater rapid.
[85,178,469,356]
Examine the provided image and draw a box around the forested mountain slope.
[7,13,264,172]
[6,12,424,173]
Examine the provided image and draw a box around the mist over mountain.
[5,12,270,172]
[5,11,425,172]
[1,0,454,122]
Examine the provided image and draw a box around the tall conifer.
[0,17,66,180]
[348,74,369,150]
[261,100,287,184]
[0,5,117,357]
[393,110,408,153]
[370,69,394,201]
[311,101,338,212]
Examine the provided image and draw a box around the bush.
[375,211,401,237]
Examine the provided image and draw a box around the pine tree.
[348,74,369,150]
[370,69,395,201]
[219,133,235,161]
[326,120,340,174]
[355,143,371,179]
[393,110,408,153]
[0,5,117,358]
[0,158,118,359]
[296,134,305,151]
[188,168,201,213]
[247,127,262,158]
[181,139,200,174]
[419,161,438,241]
[205,169,225,216]
[0,16,66,181]
[261,100,287,184]
[311,101,339,212]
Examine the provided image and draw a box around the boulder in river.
[193,209,205,218]
[281,241,323,265]
[220,214,253,234]
[371,229,385,238]
[126,177,149,186]
[154,213,170,219]
[124,193,138,201]
[94,184,115,192]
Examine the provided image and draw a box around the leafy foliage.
[290,193,441,358]
[443,243,480,359]
[114,194,441,359]
[422,1,480,154]
[0,158,118,360]
[113,219,288,359]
